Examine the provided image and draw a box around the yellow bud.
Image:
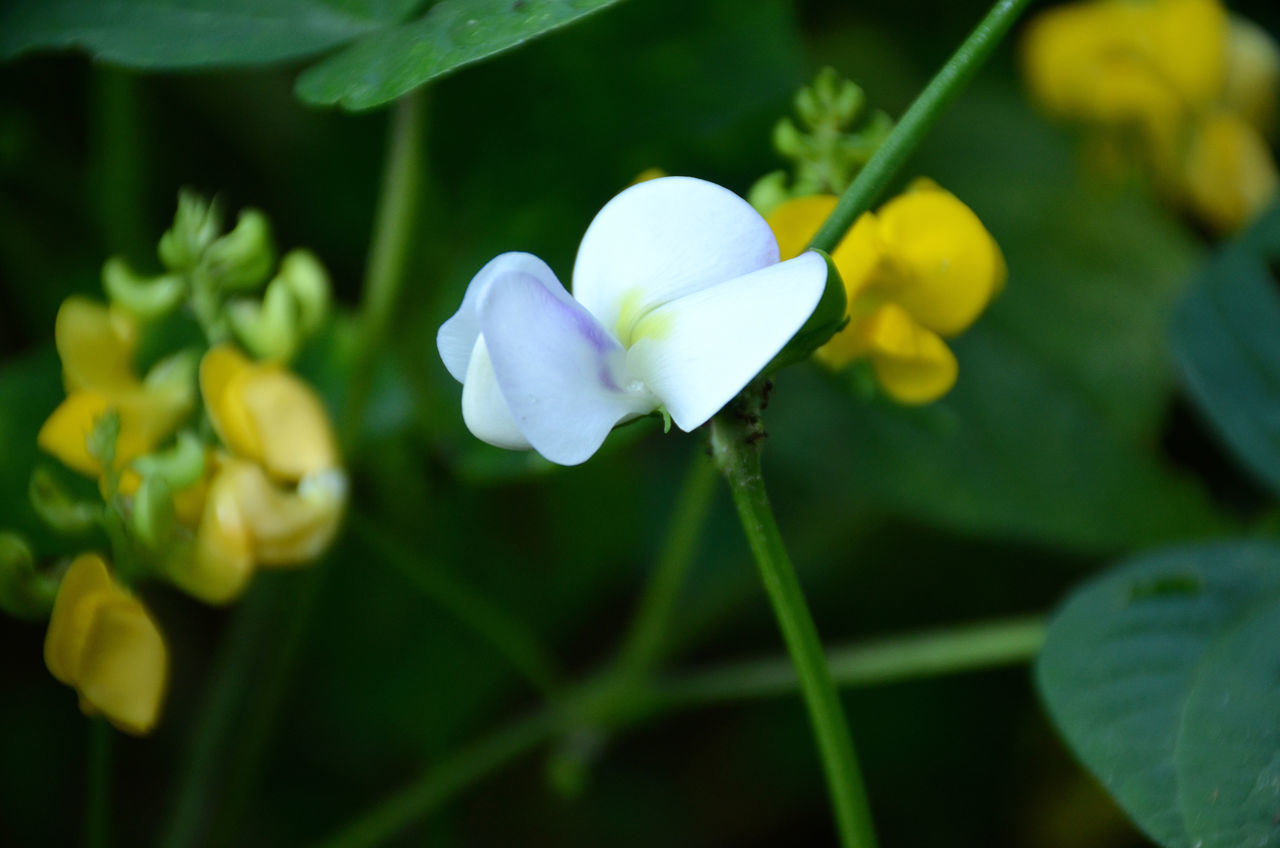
[1181,110,1279,233]
[1224,16,1280,137]
[200,345,340,480]
[44,554,167,736]
[54,297,137,395]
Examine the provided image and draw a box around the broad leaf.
[0,0,418,68]
[1037,542,1280,848]
[295,0,630,110]
[1171,203,1280,497]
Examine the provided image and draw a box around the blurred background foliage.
[2,0,1279,845]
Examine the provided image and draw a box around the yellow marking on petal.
[55,298,138,394]
[1182,110,1279,233]
[863,303,958,405]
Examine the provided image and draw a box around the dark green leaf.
[1037,542,1280,848]
[1171,202,1280,498]
[296,0,630,110]
[0,0,410,68]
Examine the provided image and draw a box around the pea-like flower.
[164,345,346,604]
[44,553,167,735]
[767,180,1005,405]
[437,176,829,465]
[38,298,194,475]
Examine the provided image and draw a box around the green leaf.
[295,0,631,110]
[1037,542,1280,848]
[1171,202,1280,498]
[0,0,408,68]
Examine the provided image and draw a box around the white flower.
[437,176,828,465]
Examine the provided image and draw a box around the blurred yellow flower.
[38,298,194,476]
[1022,0,1280,233]
[44,553,167,736]
[768,181,1005,404]
[166,345,345,604]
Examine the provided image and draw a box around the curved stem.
[655,615,1046,709]
[342,88,428,449]
[808,0,1033,253]
[350,512,563,698]
[613,451,718,678]
[84,718,112,848]
[318,710,560,848]
[709,390,877,848]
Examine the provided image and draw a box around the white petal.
[478,269,655,465]
[437,252,559,382]
[626,251,828,431]
[461,336,531,450]
[572,176,781,342]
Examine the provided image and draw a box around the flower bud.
[102,258,186,321]
[204,209,275,293]
[29,466,101,534]
[276,249,331,338]
[0,532,58,621]
[132,474,176,550]
[227,280,301,362]
[130,430,206,491]
[158,191,221,272]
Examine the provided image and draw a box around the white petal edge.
[437,252,560,382]
[572,176,781,341]
[461,337,531,450]
[478,269,655,465]
[626,251,828,431]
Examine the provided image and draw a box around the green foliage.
[1037,542,1280,848]
[1171,202,1280,497]
[0,0,631,112]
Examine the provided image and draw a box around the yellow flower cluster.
[1023,0,1280,233]
[768,180,1006,404]
[35,298,344,733]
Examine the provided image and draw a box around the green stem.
[90,66,147,258]
[318,710,560,848]
[655,616,1046,709]
[709,390,877,848]
[807,0,1033,253]
[612,452,718,678]
[159,579,281,848]
[349,512,563,698]
[84,718,112,848]
[342,88,428,448]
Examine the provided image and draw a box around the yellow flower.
[1223,16,1280,137]
[44,553,167,736]
[164,346,345,604]
[1181,110,1280,234]
[768,181,1005,404]
[38,298,194,476]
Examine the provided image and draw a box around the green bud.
[227,278,301,362]
[29,466,101,535]
[0,532,58,621]
[159,191,222,272]
[141,347,200,408]
[812,66,840,107]
[86,409,121,470]
[747,170,792,218]
[102,257,187,320]
[131,430,206,490]
[832,78,865,126]
[773,117,807,158]
[276,249,331,337]
[795,85,823,129]
[204,209,275,293]
[132,474,176,550]
[767,248,848,373]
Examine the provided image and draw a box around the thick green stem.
[709,389,877,848]
[808,0,1033,253]
[350,513,562,698]
[613,452,718,678]
[84,719,112,848]
[342,88,428,448]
